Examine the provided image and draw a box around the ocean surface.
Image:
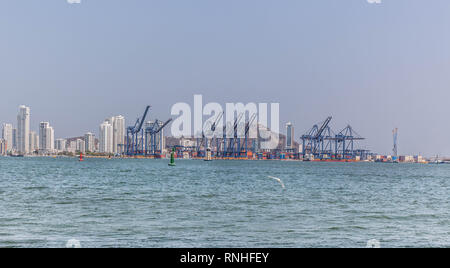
[0,156,448,248]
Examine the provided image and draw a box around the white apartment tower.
[68,140,77,153]
[1,123,13,153]
[76,139,86,153]
[39,122,55,154]
[12,128,17,151]
[17,105,30,154]
[99,121,113,153]
[29,131,39,153]
[84,132,95,153]
[113,115,125,154]
[55,139,67,152]
[0,139,6,156]
[285,122,294,151]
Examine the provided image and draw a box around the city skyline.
[0,105,127,155]
[0,103,428,158]
[1,1,450,156]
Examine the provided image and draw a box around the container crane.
[238,113,257,157]
[145,118,172,156]
[334,125,365,159]
[126,105,151,156]
[197,112,224,158]
[226,113,244,157]
[209,112,223,157]
[301,116,332,159]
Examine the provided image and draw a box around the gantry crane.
[126,106,151,156]
[145,118,172,156]
[196,112,224,158]
[225,113,244,157]
[301,116,333,158]
[209,112,223,157]
[237,113,257,157]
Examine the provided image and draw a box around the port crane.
[196,131,207,157]
[126,105,150,156]
[145,118,172,156]
[301,116,333,159]
[209,112,223,157]
[334,125,364,159]
[225,113,244,157]
[195,112,224,158]
[301,116,367,160]
[238,113,257,157]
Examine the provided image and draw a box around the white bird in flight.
[268,176,285,189]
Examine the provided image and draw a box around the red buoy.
[79,153,84,162]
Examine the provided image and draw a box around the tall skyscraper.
[68,140,77,153]
[1,123,13,153]
[285,122,294,152]
[76,139,86,153]
[55,139,67,152]
[34,133,39,152]
[84,132,95,153]
[0,139,6,156]
[39,122,55,154]
[12,128,17,151]
[99,121,113,153]
[113,115,125,154]
[17,105,30,154]
[29,131,39,153]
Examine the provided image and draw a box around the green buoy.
[168,148,176,166]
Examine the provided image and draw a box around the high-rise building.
[1,123,13,153]
[12,128,17,151]
[99,121,113,153]
[285,122,294,152]
[0,139,6,156]
[34,134,39,152]
[102,116,125,154]
[68,140,77,153]
[39,122,55,154]
[84,132,95,153]
[76,139,86,153]
[55,139,67,152]
[29,131,39,153]
[17,105,30,154]
[113,115,125,154]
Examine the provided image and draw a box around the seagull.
[268,176,285,189]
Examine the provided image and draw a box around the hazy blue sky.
[1,0,449,156]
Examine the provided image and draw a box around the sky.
[1,0,450,156]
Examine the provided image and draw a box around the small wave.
[197,193,218,199]
[361,214,393,220]
[23,186,48,190]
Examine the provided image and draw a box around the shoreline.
[0,155,433,164]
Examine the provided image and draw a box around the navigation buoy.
[168,148,176,166]
[79,153,84,162]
